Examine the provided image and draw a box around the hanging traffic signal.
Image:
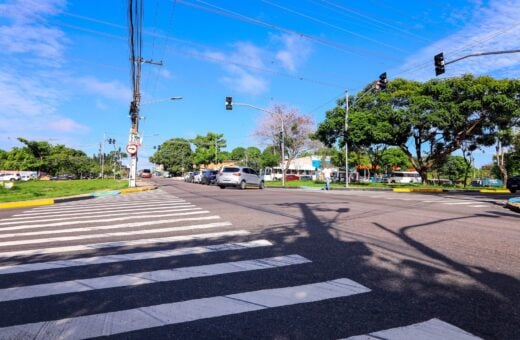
[434,52,445,76]
[225,96,233,110]
[378,72,387,90]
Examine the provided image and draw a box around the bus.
[387,171,421,184]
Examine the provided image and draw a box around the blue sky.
[1,0,520,169]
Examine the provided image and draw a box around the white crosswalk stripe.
[0,239,273,275]
[0,209,208,233]
[0,279,371,339]
[0,190,481,339]
[0,255,311,302]
[0,229,249,258]
[0,217,226,247]
[345,318,481,340]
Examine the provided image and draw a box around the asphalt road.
[0,179,518,339]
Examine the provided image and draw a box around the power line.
[177,0,401,62]
[261,0,411,54]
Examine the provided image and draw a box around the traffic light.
[434,52,445,76]
[377,72,387,90]
[225,96,233,110]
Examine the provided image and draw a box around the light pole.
[345,91,349,188]
[128,97,182,187]
[227,101,285,187]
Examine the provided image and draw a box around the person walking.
[322,165,332,190]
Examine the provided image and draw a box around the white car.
[192,170,204,184]
[0,173,21,181]
[217,166,264,189]
[20,174,34,181]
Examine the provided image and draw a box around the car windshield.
[222,167,240,173]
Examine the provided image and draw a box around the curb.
[393,188,444,193]
[479,189,511,193]
[0,186,157,210]
[506,198,520,213]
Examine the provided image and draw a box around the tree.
[437,155,467,184]
[260,146,280,168]
[314,75,520,183]
[191,133,226,166]
[254,104,315,174]
[230,147,246,161]
[149,138,193,176]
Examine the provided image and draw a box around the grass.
[0,179,129,203]
[265,180,496,190]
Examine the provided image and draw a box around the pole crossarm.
[445,49,520,65]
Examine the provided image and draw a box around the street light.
[224,100,286,187]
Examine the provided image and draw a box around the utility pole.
[127,0,162,187]
[345,91,349,188]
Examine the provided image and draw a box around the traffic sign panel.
[126,144,138,155]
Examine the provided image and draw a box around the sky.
[1,0,520,169]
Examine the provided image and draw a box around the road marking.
[345,318,481,339]
[0,240,273,275]
[0,255,310,302]
[0,206,200,226]
[0,210,209,233]
[17,201,190,216]
[0,278,370,339]
[0,217,226,248]
[0,211,209,238]
[25,198,186,211]
[442,202,474,205]
[470,205,489,208]
[0,229,248,258]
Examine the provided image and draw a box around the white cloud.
[398,0,520,81]
[75,76,131,102]
[46,118,89,132]
[0,0,67,61]
[274,34,312,72]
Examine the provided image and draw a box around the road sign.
[126,144,138,155]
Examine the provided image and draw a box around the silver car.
[217,166,264,189]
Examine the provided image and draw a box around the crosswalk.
[0,190,481,339]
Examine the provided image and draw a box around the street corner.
[0,198,55,210]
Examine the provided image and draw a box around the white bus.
[387,171,421,184]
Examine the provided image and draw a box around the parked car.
[184,172,194,183]
[192,170,205,184]
[20,174,35,181]
[201,170,218,185]
[507,175,520,193]
[285,174,300,181]
[217,166,264,189]
[299,175,313,181]
[470,178,503,187]
[0,173,21,181]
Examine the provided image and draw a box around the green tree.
[230,147,246,161]
[315,75,520,183]
[191,133,226,166]
[149,138,193,176]
[260,146,280,168]
[438,155,467,184]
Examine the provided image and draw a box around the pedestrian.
[322,165,332,190]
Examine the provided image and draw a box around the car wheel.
[219,185,225,189]
[240,180,246,190]
[510,188,517,193]
[259,181,265,189]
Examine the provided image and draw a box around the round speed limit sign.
[126,143,138,155]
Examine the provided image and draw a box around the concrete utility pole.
[345,91,349,188]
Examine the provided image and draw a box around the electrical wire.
[261,0,411,54]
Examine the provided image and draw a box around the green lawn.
[265,180,486,190]
[0,179,129,202]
